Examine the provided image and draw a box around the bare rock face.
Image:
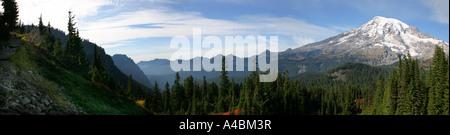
[281,16,449,66]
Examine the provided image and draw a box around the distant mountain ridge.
[112,54,152,88]
[137,55,255,86]
[138,59,175,76]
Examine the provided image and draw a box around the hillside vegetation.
[0,32,150,115]
[1,1,151,114]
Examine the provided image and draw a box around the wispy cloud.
[15,0,179,34]
[292,35,315,46]
[422,0,449,24]
[331,25,356,32]
[101,43,133,48]
[79,6,338,49]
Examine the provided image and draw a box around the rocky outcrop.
[0,36,85,115]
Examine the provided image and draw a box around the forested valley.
[144,48,448,115]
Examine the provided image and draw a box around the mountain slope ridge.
[1,34,149,114]
[112,54,152,88]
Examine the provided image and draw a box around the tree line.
[362,46,449,115]
[143,46,448,115]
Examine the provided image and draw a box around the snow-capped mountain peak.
[282,16,449,66]
[361,16,410,35]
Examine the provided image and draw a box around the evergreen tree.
[215,96,224,113]
[218,56,229,112]
[427,46,448,115]
[38,14,45,34]
[18,20,24,34]
[243,78,252,115]
[383,70,398,115]
[298,86,307,114]
[2,0,18,32]
[151,81,162,113]
[65,11,87,71]
[411,59,424,115]
[89,46,107,84]
[136,83,144,99]
[162,82,171,114]
[46,22,52,35]
[371,74,385,115]
[184,75,194,111]
[282,70,290,111]
[126,74,133,97]
[90,47,99,82]
[0,0,18,40]
[206,81,218,113]
[228,78,236,115]
[16,19,22,33]
[0,11,10,41]
[170,72,182,113]
[397,55,409,115]
[445,56,449,115]
[200,76,208,114]
[252,71,263,115]
[52,37,63,60]
[237,81,245,115]
[191,81,200,115]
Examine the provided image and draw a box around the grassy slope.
[9,34,150,115]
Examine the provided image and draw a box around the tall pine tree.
[162,82,171,114]
[89,46,107,84]
[150,81,162,113]
[126,74,133,97]
[427,46,448,115]
[38,14,45,35]
[1,0,19,40]
[218,56,229,112]
[2,0,18,32]
[52,37,63,60]
[0,11,9,41]
[170,72,182,114]
[65,11,87,71]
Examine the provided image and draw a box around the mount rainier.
[281,16,449,68]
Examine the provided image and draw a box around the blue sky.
[15,0,449,63]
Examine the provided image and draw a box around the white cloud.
[16,0,110,33]
[331,25,356,32]
[422,0,449,24]
[237,15,337,38]
[101,43,132,48]
[292,35,315,47]
[80,8,250,45]
[80,8,338,49]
